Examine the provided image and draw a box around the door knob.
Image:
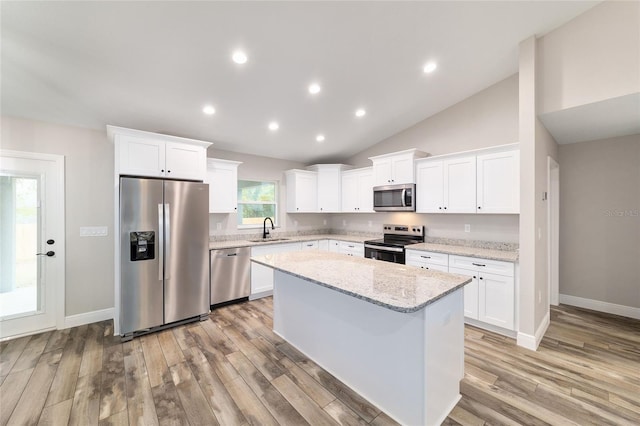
[46,239,55,245]
[37,251,55,257]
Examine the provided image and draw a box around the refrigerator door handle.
[164,203,171,280]
[158,203,164,281]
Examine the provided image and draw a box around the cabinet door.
[478,272,515,330]
[341,173,359,212]
[206,161,238,213]
[357,169,374,212]
[390,155,414,184]
[317,168,341,212]
[477,150,519,214]
[118,135,165,177]
[165,142,206,180]
[416,160,444,213]
[287,171,317,212]
[372,158,393,186]
[328,240,341,252]
[449,266,478,320]
[444,156,476,213]
[318,240,329,251]
[340,242,364,257]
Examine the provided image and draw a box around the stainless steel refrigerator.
[119,177,209,339]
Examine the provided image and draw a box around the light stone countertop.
[209,234,371,250]
[251,251,472,313]
[406,242,519,262]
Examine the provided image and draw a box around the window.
[237,180,278,227]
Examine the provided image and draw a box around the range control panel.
[382,224,424,237]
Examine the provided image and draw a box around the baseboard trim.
[517,311,550,351]
[64,308,114,329]
[559,294,640,320]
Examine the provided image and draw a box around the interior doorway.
[548,156,559,306]
[0,150,65,340]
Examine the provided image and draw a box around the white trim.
[249,290,273,301]
[547,156,560,306]
[559,294,640,320]
[464,318,517,339]
[0,326,56,342]
[517,311,550,351]
[64,307,114,329]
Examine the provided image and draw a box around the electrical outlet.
[216,223,222,231]
[342,219,347,227]
[464,224,470,232]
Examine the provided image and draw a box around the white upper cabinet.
[109,126,211,181]
[341,167,374,212]
[206,158,241,213]
[476,150,520,214]
[444,156,477,213]
[285,170,318,212]
[307,164,349,213]
[416,156,476,213]
[369,149,426,186]
[416,144,519,214]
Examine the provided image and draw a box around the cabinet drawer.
[449,255,514,277]
[301,240,319,250]
[405,250,448,267]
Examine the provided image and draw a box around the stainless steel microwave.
[373,183,416,212]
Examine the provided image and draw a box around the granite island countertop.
[209,234,372,250]
[251,251,472,313]
[405,242,519,262]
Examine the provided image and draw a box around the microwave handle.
[401,189,407,207]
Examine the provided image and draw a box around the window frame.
[236,179,279,229]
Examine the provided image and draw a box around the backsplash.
[424,236,518,251]
[209,228,381,242]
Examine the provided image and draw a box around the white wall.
[558,134,640,309]
[1,116,114,316]
[347,74,519,167]
[538,0,640,113]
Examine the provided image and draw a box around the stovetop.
[364,224,425,248]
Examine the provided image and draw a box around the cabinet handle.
[439,207,442,210]
[167,170,171,173]
[444,207,447,210]
[480,277,484,280]
[420,255,431,259]
[161,169,165,172]
[478,206,481,210]
[472,263,486,267]
[473,276,476,279]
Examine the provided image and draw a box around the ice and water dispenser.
[129,231,155,261]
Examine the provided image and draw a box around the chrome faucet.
[263,217,274,239]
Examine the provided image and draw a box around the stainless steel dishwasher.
[210,247,251,306]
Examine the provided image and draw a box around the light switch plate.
[80,226,108,237]
[464,224,471,232]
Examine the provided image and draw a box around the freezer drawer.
[210,247,251,305]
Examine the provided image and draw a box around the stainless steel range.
[364,224,425,264]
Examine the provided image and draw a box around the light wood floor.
[1,300,638,426]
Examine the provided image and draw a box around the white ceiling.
[1,1,599,163]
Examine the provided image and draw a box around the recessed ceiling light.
[316,134,325,142]
[423,62,437,73]
[308,83,321,95]
[202,105,216,115]
[232,50,248,65]
[268,121,279,131]
[355,109,366,118]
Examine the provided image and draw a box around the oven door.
[364,244,405,264]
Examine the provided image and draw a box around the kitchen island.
[251,251,472,426]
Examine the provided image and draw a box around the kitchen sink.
[248,238,290,243]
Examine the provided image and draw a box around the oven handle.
[364,244,404,253]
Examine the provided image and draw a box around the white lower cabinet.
[338,241,364,257]
[328,240,341,252]
[318,240,329,251]
[449,255,515,331]
[250,242,301,299]
[405,250,449,272]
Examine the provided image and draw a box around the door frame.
[0,150,66,339]
[547,156,559,306]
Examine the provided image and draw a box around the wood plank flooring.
[1,301,638,425]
